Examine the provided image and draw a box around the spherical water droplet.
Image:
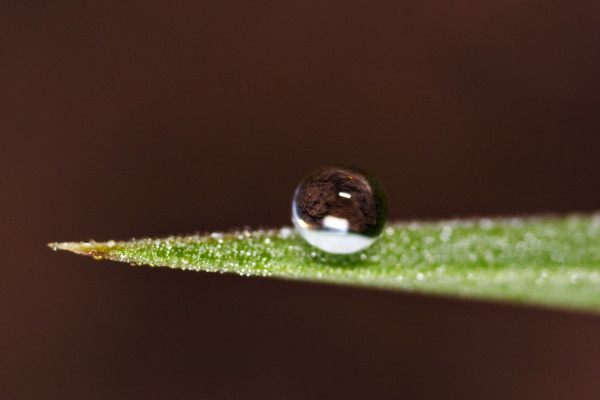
[292,165,387,254]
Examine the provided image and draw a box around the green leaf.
[50,214,600,311]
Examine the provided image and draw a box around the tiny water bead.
[292,165,388,254]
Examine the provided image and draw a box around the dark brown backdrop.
[2,1,600,399]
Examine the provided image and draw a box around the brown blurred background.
[2,0,600,398]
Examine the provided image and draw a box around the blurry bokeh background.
[2,1,600,398]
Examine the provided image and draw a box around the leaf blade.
[50,215,600,311]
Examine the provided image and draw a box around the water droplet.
[92,254,104,260]
[292,165,387,254]
[479,219,493,230]
[107,240,116,248]
[440,226,452,242]
[278,227,293,239]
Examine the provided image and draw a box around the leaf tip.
[48,241,79,252]
[48,241,106,258]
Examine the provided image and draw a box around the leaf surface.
[50,214,600,311]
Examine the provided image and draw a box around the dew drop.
[480,219,493,230]
[92,254,104,260]
[440,226,452,242]
[278,227,293,239]
[292,165,387,254]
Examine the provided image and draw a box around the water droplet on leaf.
[292,165,387,254]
